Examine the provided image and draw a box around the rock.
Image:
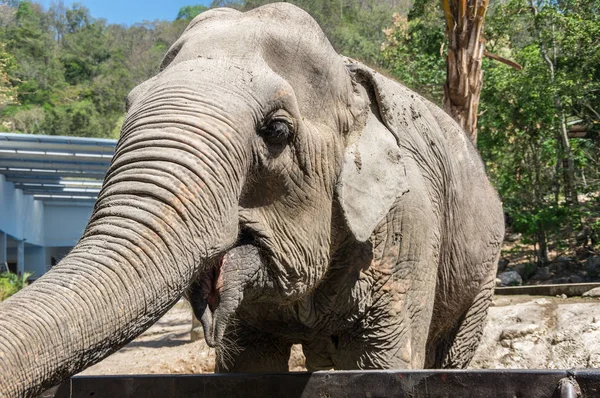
[506,233,522,242]
[583,287,600,298]
[514,263,537,279]
[586,256,600,276]
[555,256,573,264]
[497,271,523,287]
[497,258,510,272]
[472,297,600,370]
[531,266,552,281]
[499,339,512,348]
[569,275,585,284]
[550,277,571,284]
[499,324,540,340]
[576,228,589,244]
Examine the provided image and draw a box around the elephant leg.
[215,324,292,373]
[325,174,440,370]
[302,338,336,371]
[326,310,432,370]
[432,273,496,368]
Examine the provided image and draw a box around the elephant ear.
[336,59,410,242]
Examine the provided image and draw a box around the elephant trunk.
[0,82,252,397]
[0,226,193,397]
[189,244,269,347]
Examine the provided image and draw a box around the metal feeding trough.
[39,369,598,397]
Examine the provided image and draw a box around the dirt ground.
[80,300,306,376]
[81,295,600,376]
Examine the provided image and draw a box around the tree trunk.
[559,112,578,205]
[441,0,489,144]
[536,225,549,265]
[532,140,549,264]
[529,0,579,207]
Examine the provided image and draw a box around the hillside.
[1,0,598,268]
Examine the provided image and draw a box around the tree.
[381,2,446,103]
[48,0,68,45]
[440,0,489,144]
[0,42,18,113]
[61,7,109,85]
[176,5,208,21]
[383,0,599,262]
[477,0,600,262]
[478,45,560,263]
[237,0,407,65]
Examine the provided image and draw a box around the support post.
[17,240,24,276]
[0,231,6,272]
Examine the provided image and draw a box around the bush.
[0,272,31,301]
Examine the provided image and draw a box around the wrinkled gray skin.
[0,4,504,397]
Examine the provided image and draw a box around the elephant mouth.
[196,256,224,347]
[202,257,224,314]
[192,229,266,347]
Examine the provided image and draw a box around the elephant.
[0,3,504,397]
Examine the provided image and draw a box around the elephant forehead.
[180,5,331,63]
[171,5,353,121]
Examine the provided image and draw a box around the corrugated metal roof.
[0,133,117,201]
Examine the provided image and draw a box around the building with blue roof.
[0,132,117,278]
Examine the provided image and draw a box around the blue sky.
[36,0,213,26]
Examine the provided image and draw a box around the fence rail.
[39,369,600,397]
[495,282,600,297]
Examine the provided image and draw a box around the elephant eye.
[260,118,293,146]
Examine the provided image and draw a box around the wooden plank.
[39,370,600,398]
[495,282,600,297]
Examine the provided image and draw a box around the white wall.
[24,244,46,278]
[43,204,93,247]
[0,174,45,246]
[1,175,94,276]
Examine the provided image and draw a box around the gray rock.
[569,275,585,284]
[497,258,510,272]
[497,271,523,287]
[506,233,522,242]
[586,256,600,271]
[583,287,600,298]
[499,324,540,341]
[548,261,569,273]
[550,277,571,284]
[555,256,574,264]
[531,266,552,281]
[514,263,537,279]
[472,296,600,370]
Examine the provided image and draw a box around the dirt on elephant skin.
[81,295,600,375]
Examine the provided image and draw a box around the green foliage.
[0,1,190,138]
[177,5,209,21]
[0,0,411,137]
[382,0,600,262]
[480,0,600,261]
[0,0,597,264]
[0,272,32,301]
[381,6,446,102]
[0,41,18,114]
[233,0,410,65]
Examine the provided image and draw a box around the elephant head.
[1,4,425,396]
